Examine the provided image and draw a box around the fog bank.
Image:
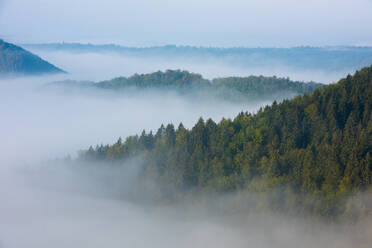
[1,158,371,248]
[28,49,348,83]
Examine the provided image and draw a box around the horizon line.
[18,41,372,50]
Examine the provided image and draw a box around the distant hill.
[24,43,372,72]
[53,70,323,102]
[0,40,65,76]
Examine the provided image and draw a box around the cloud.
[1,154,371,248]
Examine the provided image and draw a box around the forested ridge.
[0,39,65,75]
[57,70,322,101]
[26,43,372,72]
[79,66,372,219]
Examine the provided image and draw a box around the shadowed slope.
[0,40,65,76]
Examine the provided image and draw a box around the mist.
[1,141,371,248]
[0,76,266,165]
[0,72,259,247]
[0,53,370,247]
[26,48,350,83]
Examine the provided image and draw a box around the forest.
[79,65,372,219]
[55,70,322,102]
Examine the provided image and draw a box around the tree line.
[56,70,322,102]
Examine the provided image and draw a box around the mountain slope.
[0,40,65,76]
[80,65,372,218]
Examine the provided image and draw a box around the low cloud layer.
[0,76,263,165]
[29,49,350,83]
[0,74,267,247]
[1,154,371,248]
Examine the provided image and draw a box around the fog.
[0,54,370,247]
[2,162,371,248]
[0,76,266,165]
[27,49,347,83]
[0,67,269,246]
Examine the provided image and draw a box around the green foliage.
[79,66,372,219]
[97,70,209,90]
[58,69,323,102]
[98,70,322,100]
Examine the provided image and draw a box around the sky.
[1,0,372,47]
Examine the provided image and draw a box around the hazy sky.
[1,0,372,47]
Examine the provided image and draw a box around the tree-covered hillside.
[0,39,65,76]
[80,66,372,219]
[56,70,322,102]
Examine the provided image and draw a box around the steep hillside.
[0,40,65,76]
[80,66,372,218]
